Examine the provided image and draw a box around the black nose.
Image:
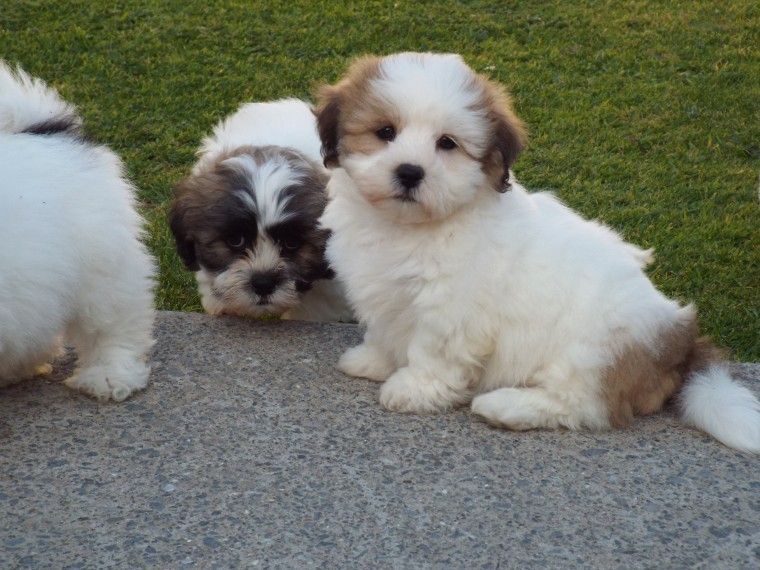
[250,273,280,297]
[395,163,425,190]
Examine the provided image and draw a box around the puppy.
[0,62,155,401]
[170,99,352,322]
[315,52,760,452]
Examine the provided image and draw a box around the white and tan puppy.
[0,62,155,401]
[316,52,760,452]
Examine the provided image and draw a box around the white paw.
[472,390,548,431]
[379,368,461,413]
[337,344,394,382]
[65,359,149,402]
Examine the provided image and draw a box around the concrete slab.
[1,311,758,568]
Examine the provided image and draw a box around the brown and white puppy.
[170,99,352,322]
[315,52,759,452]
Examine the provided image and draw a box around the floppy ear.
[168,200,199,271]
[306,259,336,282]
[483,82,527,192]
[492,116,526,191]
[315,86,341,168]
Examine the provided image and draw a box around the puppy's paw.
[471,389,559,431]
[1,357,57,387]
[65,358,149,402]
[379,368,460,413]
[29,340,64,377]
[33,363,54,376]
[338,344,394,382]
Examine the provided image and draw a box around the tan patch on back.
[601,308,724,427]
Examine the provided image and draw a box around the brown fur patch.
[601,308,726,427]
[315,56,384,167]
[341,130,388,157]
[467,74,527,190]
[682,336,727,377]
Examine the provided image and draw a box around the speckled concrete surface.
[0,311,758,568]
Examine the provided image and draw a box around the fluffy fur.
[316,52,760,453]
[170,99,352,322]
[0,61,155,401]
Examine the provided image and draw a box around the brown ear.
[483,81,527,192]
[315,86,341,168]
[168,197,199,271]
[493,115,525,190]
[315,56,382,169]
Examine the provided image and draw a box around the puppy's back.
[195,98,322,173]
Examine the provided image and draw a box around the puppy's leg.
[378,325,477,413]
[12,358,54,380]
[66,312,153,402]
[31,336,65,377]
[472,383,609,431]
[64,257,154,402]
[471,388,572,430]
[338,329,395,382]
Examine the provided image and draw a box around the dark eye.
[281,237,301,251]
[437,135,457,150]
[375,125,396,142]
[226,235,246,250]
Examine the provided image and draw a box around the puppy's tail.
[678,338,760,453]
[0,60,82,136]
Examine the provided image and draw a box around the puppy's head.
[169,146,332,317]
[316,52,526,223]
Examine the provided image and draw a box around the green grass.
[1,1,758,359]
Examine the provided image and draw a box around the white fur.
[0,62,80,134]
[222,153,301,227]
[191,99,352,322]
[322,52,760,452]
[0,62,155,401]
[195,98,323,173]
[679,366,760,453]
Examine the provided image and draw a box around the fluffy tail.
[0,60,81,135]
[679,343,760,453]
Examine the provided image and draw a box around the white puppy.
[170,99,352,322]
[316,52,760,452]
[0,62,155,401]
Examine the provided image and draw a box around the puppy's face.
[170,146,332,317]
[316,53,526,223]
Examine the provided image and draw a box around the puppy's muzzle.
[395,163,425,201]
[250,272,282,297]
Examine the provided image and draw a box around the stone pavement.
[1,311,758,568]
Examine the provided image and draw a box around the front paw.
[379,368,461,413]
[337,344,394,382]
[65,359,149,402]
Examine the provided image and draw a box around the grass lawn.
[1,1,758,359]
